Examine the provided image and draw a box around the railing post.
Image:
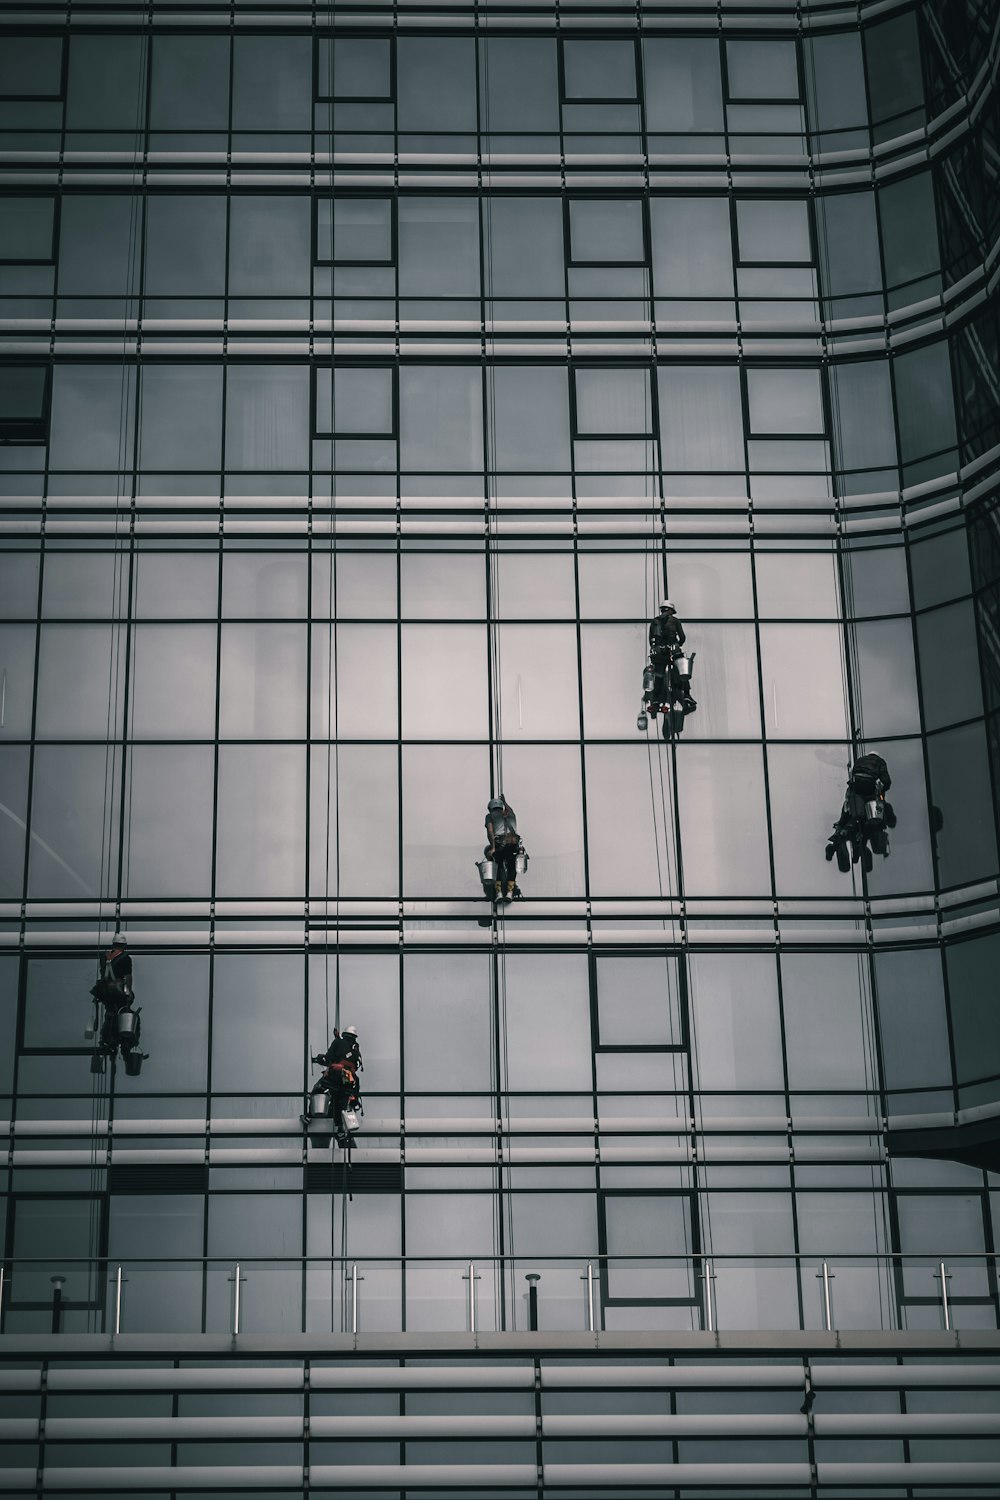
[349,1263,363,1336]
[937,1261,952,1331]
[525,1273,540,1332]
[818,1261,835,1332]
[463,1262,481,1334]
[702,1259,716,1333]
[0,1265,5,1332]
[580,1262,596,1333]
[112,1265,125,1335]
[230,1263,245,1336]
[50,1275,66,1334]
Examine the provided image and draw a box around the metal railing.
[1,1252,996,1338]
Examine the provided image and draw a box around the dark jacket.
[99,948,133,988]
[851,754,891,793]
[649,614,686,657]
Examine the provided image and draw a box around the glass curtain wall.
[1,0,1000,1355]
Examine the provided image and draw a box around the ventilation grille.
[108,1163,209,1195]
[306,1161,402,1194]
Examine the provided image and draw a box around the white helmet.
[660,600,675,614]
[111,933,127,947]
[343,1024,359,1037]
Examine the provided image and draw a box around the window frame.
[313,193,396,268]
[565,194,649,268]
[313,32,396,104]
[311,362,398,440]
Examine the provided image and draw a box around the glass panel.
[222,552,307,619]
[759,623,848,739]
[318,199,392,264]
[309,742,399,898]
[643,39,723,134]
[401,625,487,739]
[0,198,55,261]
[402,744,490,896]
[726,40,799,100]
[502,954,591,1091]
[49,365,136,470]
[658,367,744,470]
[781,952,875,1090]
[485,199,564,297]
[140,366,223,471]
[478,38,559,133]
[564,40,636,100]
[232,36,311,131]
[605,1195,696,1300]
[498,624,578,738]
[214,745,306,897]
[399,367,483,472]
[570,200,644,263]
[398,199,479,297]
[755,552,838,619]
[206,1192,302,1334]
[0,747,28,899]
[150,36,230,130]
[0,624,36,736]
[490,367,570,471]
[596,955,683,1047]
[397,38,476,133]
[318,38,391,100]
[125,745,215,898]
[211,953,304,1093]
[704,1192,799,1329]
[676,744,772,897]
[403,954,493,1091]
[35,624,125,739]
[144,196,227,296]
[875,948,952,1093]
[130,625,217,739]
[854,618,921,736]
[916,601,982,732]
[134,552,219,620]
[229,197,310,296]
[649,198,733,296]
[401,553,484,620]
[830,363,897,471]
[575,370,651,436]
[27,744,120,899]
[495,743,585,897]
[947,932,1000,1089]
[584,745,677,899]
[311,623,397,739]
[225,366,310,471]
[0,37,63,97]
[767,744,853,899]
[689,953,785,1091]
[747,369,824,436]
[737,201,811,263]
[108,1196,205,1334]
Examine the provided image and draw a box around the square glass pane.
[584,745,677,899]
[35,624,125,739]
[319,38,392,100]
[569,200,644,264]
[222,552,307,619]
[312,550,397,620]
[401,625,487,739]
[397,38,476,133]
[232,36,311,131]
[134,552,219,620]
[596,955,683,1047]
[926,722,998,889]
[496,554,576,619]
[399,367,483,472]
[604,1195,696,1300]
[318,199,392,264]
[875,947,951,1093]
[767,743,854,898]
[398,198,479,297]
[140,366,223,471]
[49,365,136,470]
[228,197,310,296]
[754,551,838,618]
[747,368,824,435]
[575,369,652,437]
[564,40,636,100]
[479,37,559,133]
[225,366,309,472]
[916,601,982,732]
[486,199,564,297]
[829,362,897,471]
[311,623,397,739]
[144,196,226,297]
[402,553,485,620]
[316,368,393,437]
[489,366,570,472]
[726,40,799,100]
[219,624,307,739]
[854,617,921,736]
[781,952,874,1090]
[643,39,723,134]
[0,198,55,261]
[737,200,811,263]
[649,198,733,297]
[658,367,744,471]
[27,744,120,899]
[759,623,848,738]
[150,36,230,131]
[0,37,63,97]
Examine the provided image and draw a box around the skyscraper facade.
[1,0,1000,1492]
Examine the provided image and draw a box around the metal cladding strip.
[310,1364,535,1389]
[811,1363,1000,1388]
[818,1462,1000,1485]
[44,1366,305,1391]
[541,1364,805,1388]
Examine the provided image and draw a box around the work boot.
[494,880,502,898]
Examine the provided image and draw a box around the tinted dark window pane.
[229,198,311,296]
[874,948,952,1092]
[946,933,1000,1087]
[479,38,559,131]
[0,37,63,97]
[726,40,799,100]
[816,192,881,296]
[804,32,867,132]
[880,173,940,288]
[830,363,897,470]
[318,199,392,264]
[150,35,229,129]
[564,40,636,100]
[894,342,957,463]
[317,38,392,100]
[0,198,55,261]
[737,200,810,263]
[0,367,46,435]
[140,366,223,470]
[397,38,476,132]
[67,36,146,130]
[910,528,971,610]
[316,368,393,436]
[643,39,723,132]
[145,196,227,297]
[486,199,564,296]
[59,195,138,296]
[232,36,311,131]
[650,198,733,296]
[658,367,744,469]
[570,200,644,263]
[927,721,998,887]
[398,198,479,296]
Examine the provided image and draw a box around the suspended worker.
[481,794,527,901]
[302,1024,363,1146]
[639,600,697,736]
[88,935,147,1076]
[825,752,896,874]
